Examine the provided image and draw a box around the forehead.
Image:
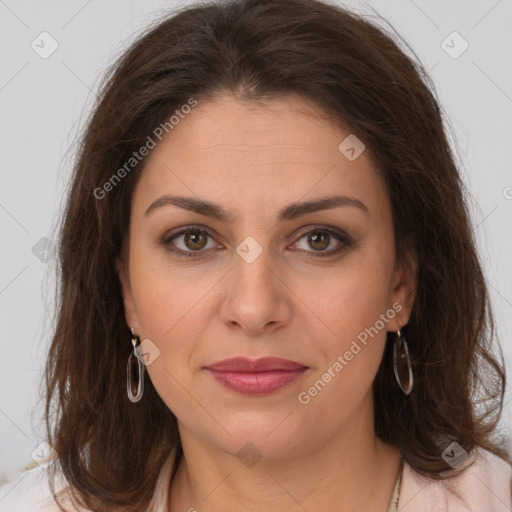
[132,94,389,222]
[151,94,360,168]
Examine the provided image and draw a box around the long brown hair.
[43,0,509,510]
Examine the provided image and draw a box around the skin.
[118,93,417,511]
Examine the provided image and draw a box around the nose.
[219,243,292,335]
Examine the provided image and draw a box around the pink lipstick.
[205,357,308,395]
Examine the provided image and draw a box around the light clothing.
[399,447,512,511]
[386,460,402,512]
[0,447,510,511]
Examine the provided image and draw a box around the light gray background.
[0,0,511,484]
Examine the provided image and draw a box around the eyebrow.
[144,194,369,222]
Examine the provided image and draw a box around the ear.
[116,257,140,334]
[386,245,417,332]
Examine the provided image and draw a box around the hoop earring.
[127,328,145,403]
[393,329,413,395]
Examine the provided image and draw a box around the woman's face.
[118,93,416,460]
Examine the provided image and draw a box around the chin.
[198,412,311,463]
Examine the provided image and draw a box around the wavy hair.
[42,0,509,510]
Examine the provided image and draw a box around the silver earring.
[393,329,413,395]
[127,328,145,402]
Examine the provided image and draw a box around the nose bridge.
[221,233,290,332]
[233,234,278,299]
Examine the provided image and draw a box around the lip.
[206,356,307,372]
[205,357,309,395]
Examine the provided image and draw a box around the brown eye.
[161,225,351,259]
[162,228,219,257]
[182,231,208,251]
[292,226,352,258]
[307,231,330,251]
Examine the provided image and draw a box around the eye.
[161,227,220,258]
[160,225,352,258]
[290,226,351,258]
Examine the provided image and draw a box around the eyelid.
[292,224,347,240]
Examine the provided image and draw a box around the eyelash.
[160,225,352,259]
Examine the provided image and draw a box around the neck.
[169,401,402,511]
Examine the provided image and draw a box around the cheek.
[295,262,393,421]
[300,251,393,346]
[128,240,211,337]
[297,245,395,404]
[128,258,206,418]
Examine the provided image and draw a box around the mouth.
[204,357,309,395]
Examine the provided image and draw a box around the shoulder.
[0,450,178,512]
[400,447,512,511]
[0,461,80,512]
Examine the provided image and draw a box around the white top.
[0,447,510,511]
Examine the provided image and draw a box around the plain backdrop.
[0,0,511,483]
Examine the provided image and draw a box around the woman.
[0,0,510,510]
